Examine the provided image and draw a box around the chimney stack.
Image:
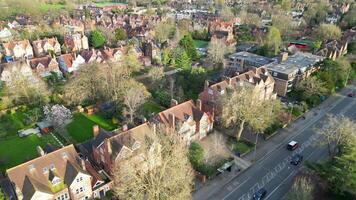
[107,139,112,155]
[93,125,100,138]
[36,146,45,156]
[279,52,288,63]
[122,124,128,131]
[171,99,178,107]
[196,99,202,111]
[81,159,86,171]
[168,113,176,130]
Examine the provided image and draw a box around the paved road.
[204,84,356,200]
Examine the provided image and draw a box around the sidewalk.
[193,85,354,200]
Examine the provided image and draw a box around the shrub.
[188,142,204,169]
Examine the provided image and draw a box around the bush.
[153,90,171,108]
[265,120,283,135]
[89,30,106,49]
[189,142,204,169]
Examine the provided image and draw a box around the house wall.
[68,173,92,200]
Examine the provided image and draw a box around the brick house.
[92,123,160,176]
[57,53,86,73]
[154,100,214,144]
[2,39,34,60]
[28,56,62,77]
[32,37,61,57]
[199,67,276,118]
[0,61,38,84]
[6,145,112,200]
[209,19,236,46]
[64,33,89,53]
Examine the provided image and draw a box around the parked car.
[290,154,303,165]
[347,92,355,97]
[252,188,267,200]
[287,141,299,151]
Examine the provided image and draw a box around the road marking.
[265,170,298,200]
[222,177,251,200]
[217,85,356,200]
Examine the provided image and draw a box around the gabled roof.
[6,145,89,197]
[157,100,205,125]
[209,67,273,93]
[3,39,32,50]
[32,37,59,48]
[29,56,58,70]
[105,123,154,162]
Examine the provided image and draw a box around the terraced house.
[6,145,112,200]
[154,100,214,143]
[199,66,276,119]
[92,123,161,176]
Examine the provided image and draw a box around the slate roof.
[6,145,89,199]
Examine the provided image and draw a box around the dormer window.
[132,142,141,151]
[62,152,68,159]
[51,177,61,185]
[28,164,35,172]
[43,167,49,174]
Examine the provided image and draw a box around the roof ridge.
[6,144,75,173]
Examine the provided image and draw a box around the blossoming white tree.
[43,104,72,132]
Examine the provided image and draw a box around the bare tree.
[316,115,356,158]
[296,76,328,98]
[148,67,165,89]
[221,85,281,141]
[3,65,49,107]
[113,126,194,200]
[123,80,150,123]
[285,176,314,200]
[207,37,233,69]
[63,63,103,105]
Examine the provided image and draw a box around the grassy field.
[66,113,117,143]
[0,107,38,138]
[0,134,59,171]
[143,101,163,116]
[39,3,67,12]
[228,138,255,154]
[94,2,127,7]
[194,40,209,48]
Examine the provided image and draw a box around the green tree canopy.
[179,34,199,61]
[315,24,342,41]
[265,26,282,55]
[89,30,106,49]
[114,28,127,42]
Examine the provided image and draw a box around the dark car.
[290,154,303,165]
[252,188,267,200]
[347,92,355,97]
[287,141,299,151]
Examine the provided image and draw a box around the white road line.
[222,177,251,200]
[265,169,298,200]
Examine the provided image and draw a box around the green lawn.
[194,40,209,48]
[0,107,38,138]
[39,3,67,12]
[94,2,127,7]
[143,101,163,115]
[0,134,59,171]
[66,113,117,143]
[228,138,255,154]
